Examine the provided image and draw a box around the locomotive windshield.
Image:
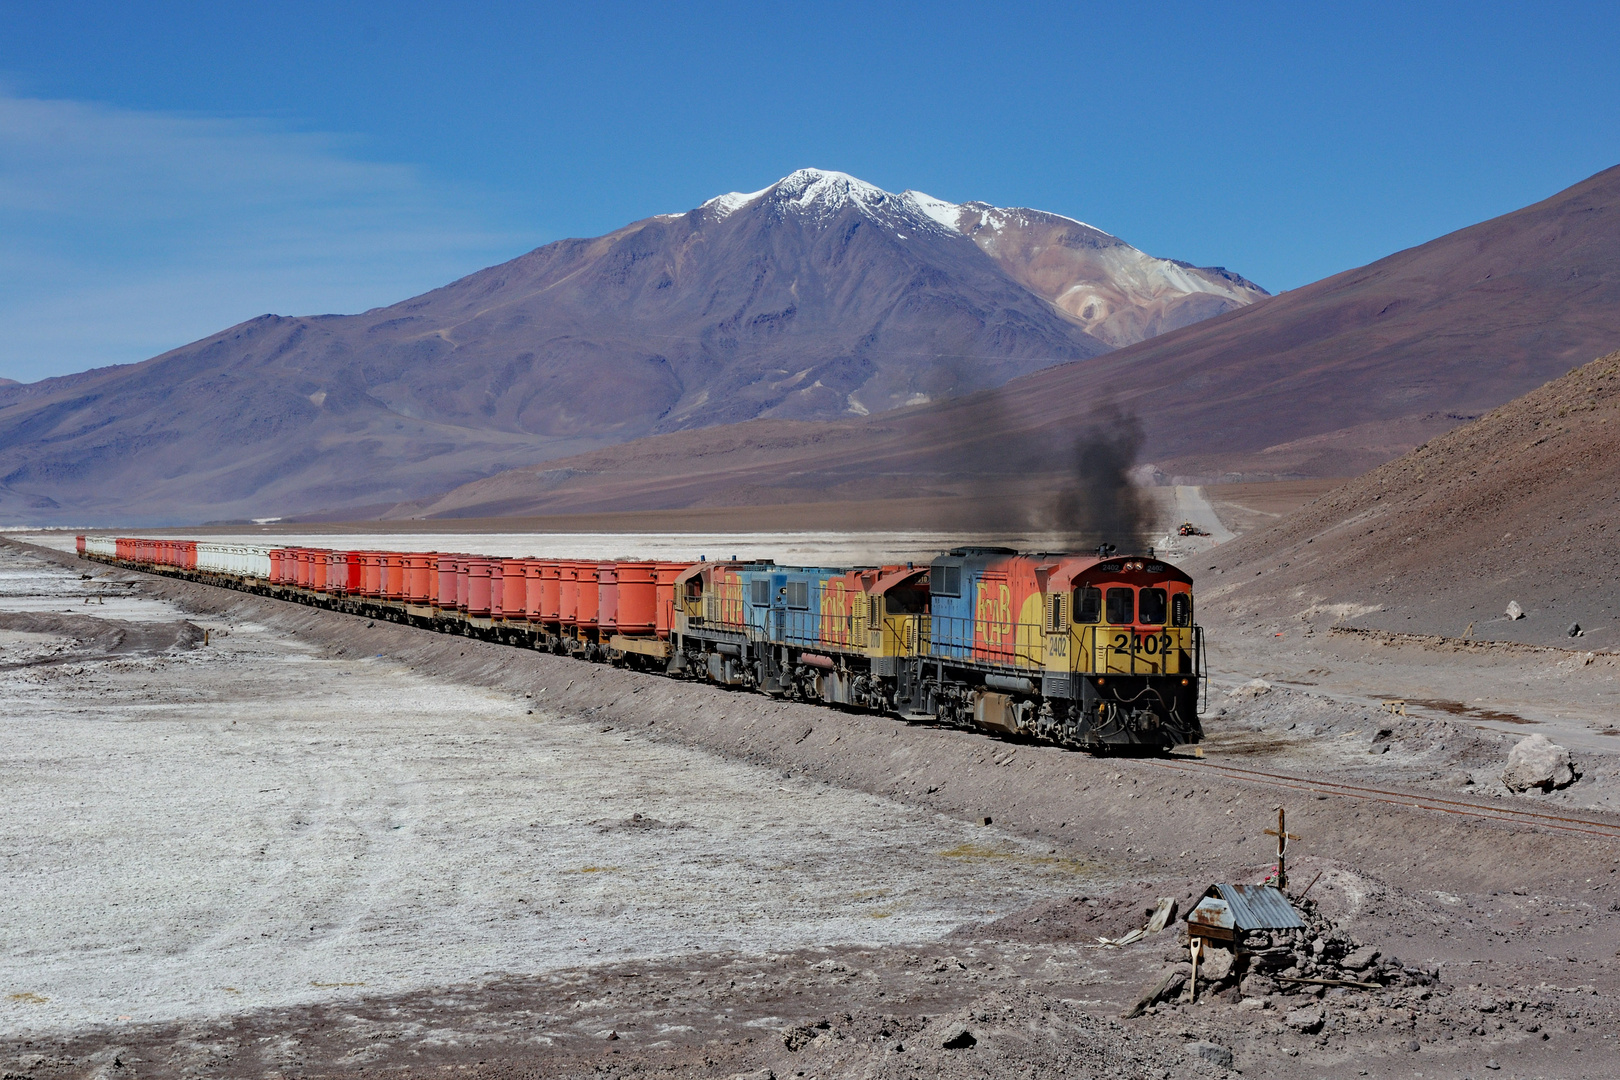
[1105,587,1134,624]
[1139,587,1167,625]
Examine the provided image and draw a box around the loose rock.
[1284,1005,1324,1033]
[1123,966,1189,1018]
[1506,600,1525,620]
[1341,944,1380,971]
[1199,945,1236,982]
[1190,1041,1233,1068]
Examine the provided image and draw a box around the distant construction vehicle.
[1177,522,1210,537]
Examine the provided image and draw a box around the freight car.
[77,536,1204,752]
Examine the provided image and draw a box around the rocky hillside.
[1199,348,1620,648]
[0,169,1261,525]
[902,192,1265,347]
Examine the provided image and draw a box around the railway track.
[1143,756,1620,842]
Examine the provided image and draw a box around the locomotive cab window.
[1104,586,1134,625]
[1138,587,1167,625]
[934,564,961,596]
[785,580,809,609]
[884,588,926,614]
[1074,586,1101,624]
[1171,592,1191,627]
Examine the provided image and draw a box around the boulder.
[1501,734,1578,793]
[1198,944,1236,982]
[1190,1041,1234,1068]
[1506,600,1525,620]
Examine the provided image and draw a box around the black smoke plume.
[1045,403,1153,554]
[916,329,1154,547]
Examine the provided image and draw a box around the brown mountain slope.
[0,169,1263,526]
[408,164,1620,521]
[1198,348,1620,649]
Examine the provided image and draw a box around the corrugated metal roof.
[1208,884,1303,929]
[1188,896,1234,930]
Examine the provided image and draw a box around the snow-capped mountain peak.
[775,168,890,213]
[687,169,1267,348]
[697,169,1121,241]
[702,168,916,225]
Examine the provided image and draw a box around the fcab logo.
[974,580,1013,645]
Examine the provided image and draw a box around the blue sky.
[2,0,1617,383]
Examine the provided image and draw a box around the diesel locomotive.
[79,536,1205,753]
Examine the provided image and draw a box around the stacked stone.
[1240,901,1440,996]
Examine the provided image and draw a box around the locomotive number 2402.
[1111,631,1175,655]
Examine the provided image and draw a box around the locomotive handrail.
[927,613,1045,667]
[1196,624,1208,714]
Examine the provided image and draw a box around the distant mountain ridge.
[0,168,1265,524]
[400,164,1620,524]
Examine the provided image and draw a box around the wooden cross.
[1264,806,1301,890]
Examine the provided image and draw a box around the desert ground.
[3,498,1619,1079]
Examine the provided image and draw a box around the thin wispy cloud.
[0,94,532,383]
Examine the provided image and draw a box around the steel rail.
[1141,757,1620,841]
[1195,760,1620,832]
